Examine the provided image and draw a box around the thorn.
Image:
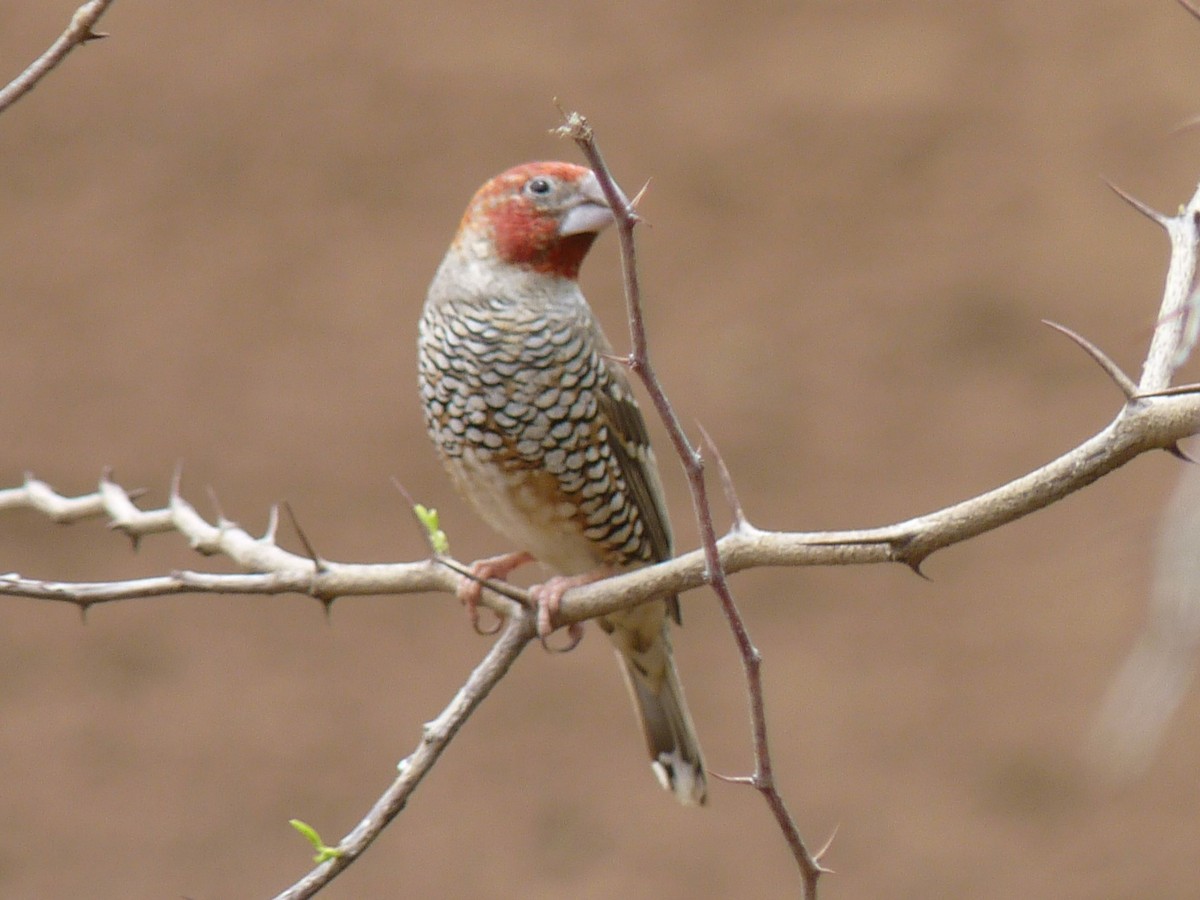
[1136,383,1200,398]
[893,536,933,578]
[78,603,88,625]
[599,350,636,370]
[709,771,756,786]
[441,555,506,636]
[629,178,652,209]
[81,30,108,43]
[814,822,840,870]
[390,476,416,508]
[625,179,651,227]
[205,485,229,527]
[319,595,337,621]
[1134,382,1200,398]
[281,500,327,574]
[1041,319,1138,399]
[1103,179,1169,228]
[112,524,141,552]
[1166,442,1195,463]
[170,461,184,502]
[698,423,751,531]
[101,466,146,503]
[436,557,530,606]
[262,504,280,543]
[905,556,932,581]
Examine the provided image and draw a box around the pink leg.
[456,550,535,634]
[529,567,614,651]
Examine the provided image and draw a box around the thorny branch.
[556,110,827,895]
[0,0,115,116]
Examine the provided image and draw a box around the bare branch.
[272,610,537,899]
[1141,183,1200,383]
[560,110,823,896]
[1083,178,1200,780]
[2,373,1197,617]
[0,0,116,116]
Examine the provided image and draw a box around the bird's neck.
[427,244,586,314]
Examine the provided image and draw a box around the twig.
[1134,182,1200,386]
[0,0,115,116]
[1,376,1197,618]
[558,110,826,896]
[272,610,536,899]
[1082,149,1200,779]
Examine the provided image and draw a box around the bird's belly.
[446,449,605,576]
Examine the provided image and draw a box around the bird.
[417,161,707,806]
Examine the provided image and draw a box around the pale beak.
[558,171,623,237]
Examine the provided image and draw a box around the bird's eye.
[525,177,553,196]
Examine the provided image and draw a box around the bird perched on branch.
[417,161,707,806]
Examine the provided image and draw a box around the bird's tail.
[605,601,707,806]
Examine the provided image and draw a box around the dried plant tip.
[553,106,592,143]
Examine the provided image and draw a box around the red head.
[454,162,614,280]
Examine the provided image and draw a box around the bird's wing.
[596,362,683,625]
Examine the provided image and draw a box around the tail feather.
[605,599,707,806]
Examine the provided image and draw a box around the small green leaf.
[289,818,344,863]
[290,819,321,847]
[413,503,450,555]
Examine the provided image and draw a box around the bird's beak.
[558,171,621,237]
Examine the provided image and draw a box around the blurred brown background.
[3,2,1200,897]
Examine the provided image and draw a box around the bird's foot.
[529,568,613,652]
[456,550,535,635]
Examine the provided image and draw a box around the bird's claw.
[455,551,533,635]
[529,569,610,653]
[531,579,585,652]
